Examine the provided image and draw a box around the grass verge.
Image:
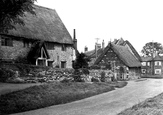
[0,81,127,114]
[118,93,163,115]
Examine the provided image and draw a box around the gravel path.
[12,79,163,115]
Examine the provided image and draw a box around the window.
[1,37,13,47]
[141,69,146,74]
[62,44,66,51]
[147,62,150,66]
[45,42,54,50]
[61,61,66,68]
[141,62,146,66]
[155,69,161,75]
[155,61,161,66]
[23,40,29,47]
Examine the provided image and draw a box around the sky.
[35,0,163,54]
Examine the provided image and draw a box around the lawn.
[0,83,42,95]
[118,92,163,115]
[0,81,127,114]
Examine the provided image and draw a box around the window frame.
[1,36,13,47]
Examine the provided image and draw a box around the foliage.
[91,77,100,82]
[73,53,90,69]
[0,82,116,114]
[141,42,163,56]
[100,71,106,82]
[0,68,15,82]
[72,69,83,82]
[81,68,89,75]
[0,0,36,33]
[90,65,101,69]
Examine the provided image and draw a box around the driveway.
[13,79,163,115]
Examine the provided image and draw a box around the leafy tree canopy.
[0,0,36,33]
[141,42,163,57]
[73,53,90,69]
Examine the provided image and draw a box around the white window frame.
[141,69,146,73]
[155,61,161,66]
[155,69,161,75]
[147,62,150,66]
[141,62,146,66]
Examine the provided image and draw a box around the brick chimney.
[102,40,105,50]
[73,29,77,50]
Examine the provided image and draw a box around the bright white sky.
[35,0,163,54]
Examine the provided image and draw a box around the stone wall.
[47,44,74,68]
[0,36,31,60]
[0,35,74,68]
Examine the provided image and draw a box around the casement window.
[1,37,13,47]
[45,42,54,50]
[62,44,66,51]
[147,62,150,66]
[23,40,30,48]
[155,69,161,75]
[61,61,66,68]
[155,61,161,66]
[141,69,146,73]
[141,62,146,66]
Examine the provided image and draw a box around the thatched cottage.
[93,43,141,80]
[0,5,77,68]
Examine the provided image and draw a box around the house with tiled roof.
[0,5,77,68]
[93,43,141,80]
[141,55,163,75]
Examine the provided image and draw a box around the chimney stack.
[102,40,105,50]
[73,29,77,50]
[84,46,88,52]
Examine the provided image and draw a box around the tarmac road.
[13,79,163,115]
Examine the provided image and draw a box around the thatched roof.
[2,5,73,44]
[85,48,104,58]
[113,38,142,61]
[94,43,141,67]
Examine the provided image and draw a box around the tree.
[0,0,36,33]
[73,53,90,69]
[141,42,163,57]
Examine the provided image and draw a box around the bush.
[91,77,100,82]
[100,71,106,82]
[0,68,15,82]
[81,68,89,75]
[73,69,83,82]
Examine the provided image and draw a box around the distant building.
[93,43,141,80]
[141,56,163,75]
[0,5,77,68]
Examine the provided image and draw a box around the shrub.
[100,71,106,82]
[0,68,15,82]
[91,77,100,82]
[73,69,83,82]
[81,68,89,75]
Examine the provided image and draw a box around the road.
[13,79,163,115]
